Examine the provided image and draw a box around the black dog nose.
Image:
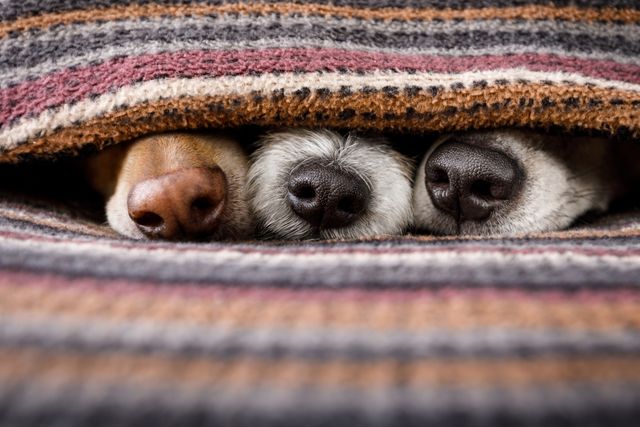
[425,141,523,221]
[287,162,370,229]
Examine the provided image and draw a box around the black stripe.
[0,381,639,427]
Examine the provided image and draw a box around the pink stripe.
[1,269,638,302]
[2,48,640,125]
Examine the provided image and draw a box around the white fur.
[106,181,145,239]
[248,129,414,240]
[413,129,615,236]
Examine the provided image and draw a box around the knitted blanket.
[1,1,640,426]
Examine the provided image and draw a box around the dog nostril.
[292,184,316,200]
[337,196,364,215]
[287,162,370,230]
[427,167,450,185]
[470,180,493,199]
[127,166,227,240]
[424,141,523,222]
[471,179,513,201]
[191,196,214,212]
[132,211,164,228]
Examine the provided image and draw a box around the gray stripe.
[2,212,640,250]
[2,234,639,288]
[1,380,639,427]
[2,15,639,72]
[4,13,638,41]
[2,0,638,21]
[2,315,639,358]
[2,200,640,250]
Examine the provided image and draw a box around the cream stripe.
[3,70,640,149]
[1,313,639,356]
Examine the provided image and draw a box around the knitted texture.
[1,193,640,426]
[1,1,640,426]
[0,0,639,160]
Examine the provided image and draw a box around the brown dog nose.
[425,141,523,221]
[287,162,370,229]
[127,166,227,240]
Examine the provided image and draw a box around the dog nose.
[287,162,370,229]
[424,141,523,221]
[127,166,227,240]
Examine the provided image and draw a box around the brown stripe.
[1,347,639,388]
[2,3,640,38]
[2,282,638,330]
[2,82,638,162]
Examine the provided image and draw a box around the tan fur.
[85,132,253,240]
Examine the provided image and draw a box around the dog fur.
[86,127,635,240]
[85,132,252,240]
[413,129,631,236]
[248,129,414,240]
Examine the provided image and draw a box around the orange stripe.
[1,347,639,388]
[1,282,638,330]
[2,3,640,38]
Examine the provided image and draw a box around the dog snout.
[127,166,227,240]
[287,162,370,230]
[425,141,523,221]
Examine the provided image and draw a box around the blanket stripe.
[3,0,640,20]
[4,52,640,127]
[3,3,640,39]
[4,82,638,160]
[0,195,640,425]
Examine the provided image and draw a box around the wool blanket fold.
[1,0,639,161]
[1,0,639,426]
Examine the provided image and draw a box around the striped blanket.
[1,1,639,426]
